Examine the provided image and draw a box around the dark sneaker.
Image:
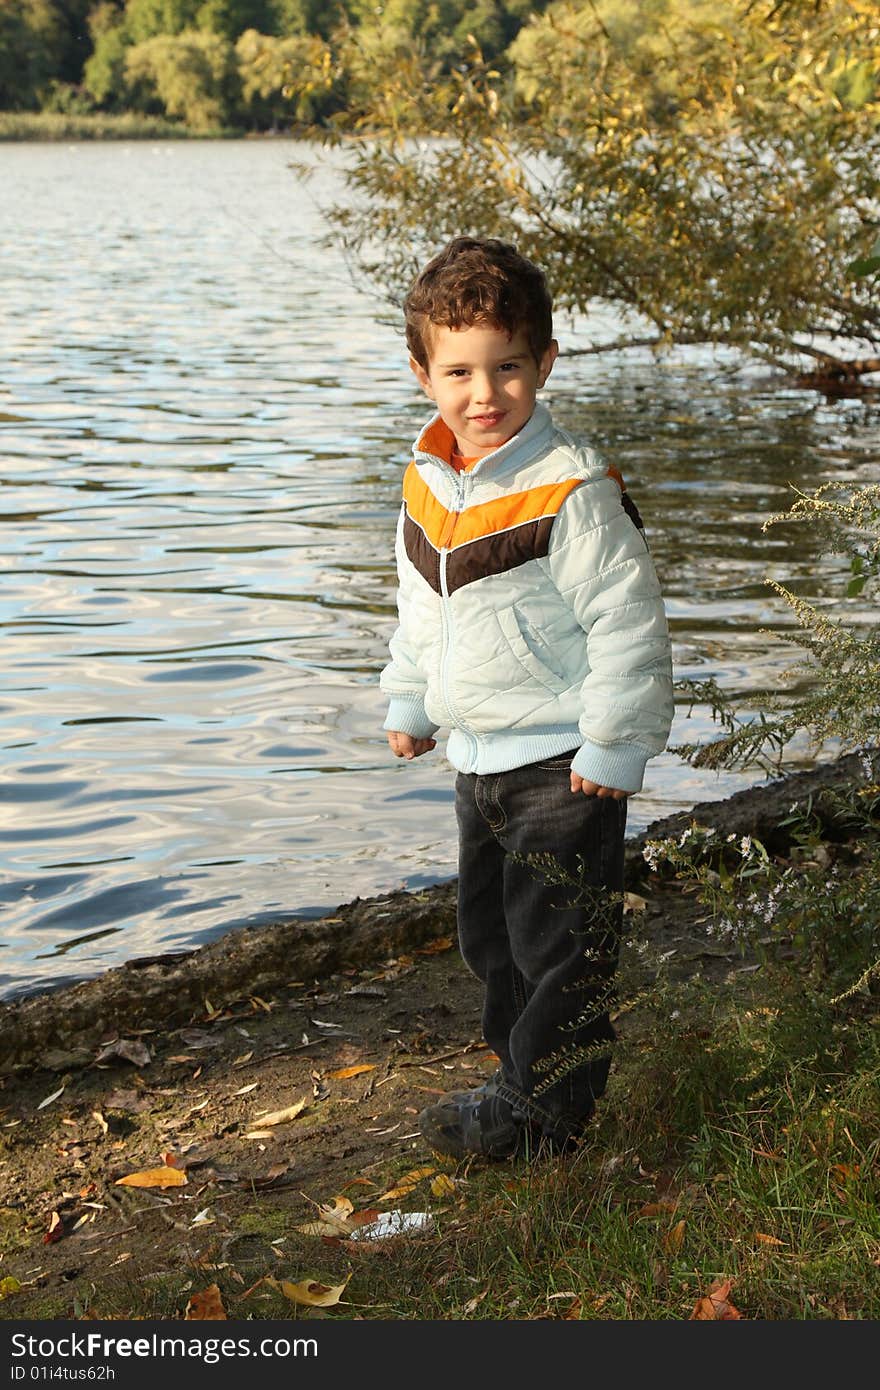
[418,1087,527,1159]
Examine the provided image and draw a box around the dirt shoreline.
[1,752,866,1076]
[0,751,870,1320]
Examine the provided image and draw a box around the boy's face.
[410,321,558,460]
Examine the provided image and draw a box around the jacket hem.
[445,728,584,775]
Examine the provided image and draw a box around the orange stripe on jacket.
[403,464,584,551]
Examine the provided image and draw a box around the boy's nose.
[472,374,496,403]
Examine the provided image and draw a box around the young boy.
[382,236,674,1159]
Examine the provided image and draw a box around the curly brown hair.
[404,236,554,369]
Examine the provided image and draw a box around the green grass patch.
[0,112,244,140]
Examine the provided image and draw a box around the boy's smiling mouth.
[469,411,506,426]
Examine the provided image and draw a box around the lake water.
[1,140,877,1001]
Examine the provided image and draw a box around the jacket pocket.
[497,606,561,694]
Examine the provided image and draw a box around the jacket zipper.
[438,474,476,752]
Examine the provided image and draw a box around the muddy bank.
[1,752,867,1074]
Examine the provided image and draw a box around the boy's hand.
[570,773,629,800]
[387,731,437,760]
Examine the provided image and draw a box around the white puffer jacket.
[381,403,674,793]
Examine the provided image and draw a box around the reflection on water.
[0,141,877,999]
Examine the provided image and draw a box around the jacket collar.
[412,402,556,476]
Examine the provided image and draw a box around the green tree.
[123,28,236,126]
[236,26,337,124]
[323,0,880,391]
[0,0,66,108]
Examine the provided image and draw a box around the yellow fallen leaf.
[430,1174,456,1199]
[377,1166,436,1202]
[754,1232,785,1246]
[328,1064,376,1080]
[662,1218,686,1254]
[115,1165,188,1189]
[185,1284,227,1320]
[0,1277,22,1300]
[267,1275,350,1308]
[253,1098,307,1127]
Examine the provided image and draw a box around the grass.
[80,953,880,1323]
[0,112,245,140]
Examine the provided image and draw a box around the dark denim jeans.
[455,752,627,1140]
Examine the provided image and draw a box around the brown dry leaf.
[328,1064,376,1080]
[253,1098,307,1128]
[623,892,647,914]
[296,1196,356,1237]
[414,936,454,955]
[184,1284,227,1320]
[95,1039,152,1067]
[662,1218,686,1254]
[267,1275,350,1308]
[690,1277,743,1321]
[376,1166,435,1203]
[115,1165,188,1190]
[636,1200,679,1219]
[163,1151,185,1169]
[243,1130,275,1141]
[754,1232,786,1247]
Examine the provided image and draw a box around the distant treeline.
[0,0,552,131]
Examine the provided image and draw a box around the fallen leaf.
[690,1277,743,1320]
[267,1275,350,1308]
[0,1276,22,1300]
[328,1064,376,1080]
[184,1284,227,1320]
[190,1209,214,1227]
[413,936,454,955]
[232,1083,259,1096]
[636,1200,679,1219]
[754,1232,785,1246]
[44,1211,64,1244]
[37,1085,65,1111]
[295,1196,356,1237]
[463,1287,489,1314]
[115,1165,188,1190]
[95,1038,152,1067]
[663,1218,686,1254]
[623,892,647,913]
[253,1098,308,1128]
[243,1130,275,1141]
[376,1166,435,1203]
[430,1174,456,1199]
[92,1110,109,1136]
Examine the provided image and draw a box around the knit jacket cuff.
[383,696,440,740]
[571,741,650,795]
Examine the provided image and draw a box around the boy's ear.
[537,339,559,388]
[409,355,435,400]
